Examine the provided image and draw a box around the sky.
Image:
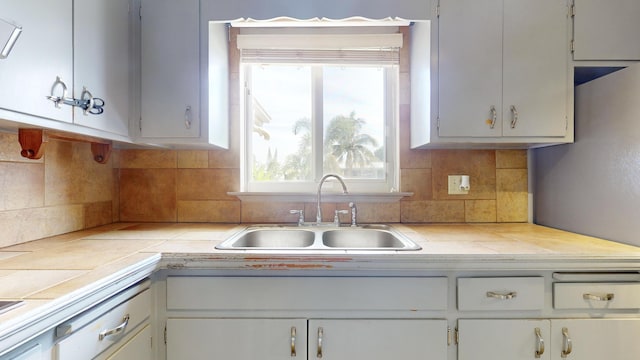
[250,64,385,166]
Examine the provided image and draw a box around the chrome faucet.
[316,174,348,224]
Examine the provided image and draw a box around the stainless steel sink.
[221,228,315,249]
[322,228,409,249]
[216,225,421,251]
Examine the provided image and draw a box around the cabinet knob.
[534,327,545,358]
[561,327,572,358]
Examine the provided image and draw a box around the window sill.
[228,192,413,203]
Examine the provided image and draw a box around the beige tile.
[177,150,209,168]
[177,200,241,223]
[0,162,44,211]
[0,269,85,298]
[44,205,85,236]
[242,202,305,223]
[0,239,162,270]
[496,150,528,169]
[401,200,465,223]
[44,141,114,206]
[465,200,497,223]
[399,72,410,106]
[0,131,43,163]
[208,148,239,169]
[119,169,177,222]
[0,207,82,248]
[400,168,432,200]
[431,149,496,200]
[177,168,239,200]
[399,27,410,73]
[399,104,432,169]
[112,168,120,222]
[496,169,528,222]
[84,201,113,228]
[29,253,159,299]
[355,202,400,223]
[118,149,177,169]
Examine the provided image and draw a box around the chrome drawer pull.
[534,327,545,358]
[489,105,497,129]
[317,327,323,358]
[486,291,517,300]
[583,293,614,301]
[98,314,130,340]
[291,326,297,357]
[561,327,572,358]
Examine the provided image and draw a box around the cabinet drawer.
[554,283,640,309]
[55,289,151,359]
[457,277,544,311]
[167,276,448,311]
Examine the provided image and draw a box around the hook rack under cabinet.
[46,76,105,115]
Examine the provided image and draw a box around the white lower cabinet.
[458,319,550,360]
[458,318,640,360]
[166,318,447,360]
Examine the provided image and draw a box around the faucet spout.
[316,174,348,224]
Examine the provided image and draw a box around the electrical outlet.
[448,175,469,195]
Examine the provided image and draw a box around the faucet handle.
[349,202,358,227]
[333,209,349,226]
[289,209,305,226]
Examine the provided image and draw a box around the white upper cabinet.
[438,0,570,141]
[572,0,640,61]
[140,0,201,140]
[73,0,131,137]
[0,0,73,123]
[139,0,229,148]
[412,0,572,147]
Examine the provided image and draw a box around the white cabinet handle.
[98,314,129,340]
[486,291,517,300]
[317,327,324,358]
[290,326,297,357]
[583,293,614,301]
[80,87,95,116]
[561,327,572,358]
[534,327,545,358]
[489,105,497,129]
[184,105,192,129]
[46,76,68,108]
[510,105,519,128]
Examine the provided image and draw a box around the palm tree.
[282,117,313,180]
[324,111,378,177]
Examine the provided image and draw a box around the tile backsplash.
[0,127,527,248]
[0,132,117,248]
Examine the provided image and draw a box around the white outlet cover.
[448,175,469,195]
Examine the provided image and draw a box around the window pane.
[250,65,313,181]
[323,67,386,179]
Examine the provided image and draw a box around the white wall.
[534,64,640,246]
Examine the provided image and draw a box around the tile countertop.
[1,222,640,353]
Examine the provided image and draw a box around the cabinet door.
[502,0,568,137]
[551,319,640,360]
[458,319,550,360]
[0,0,73,123]
[308,319,447,360]
[73,0,130,136]
[140,0,200,138]
[573,0,640,60]
[437,0,503,137]
[166,318,307,360]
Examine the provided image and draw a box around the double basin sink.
[216,224,421,251]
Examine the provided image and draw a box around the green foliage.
[252,112,379,181]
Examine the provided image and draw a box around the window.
[238,27,402,193]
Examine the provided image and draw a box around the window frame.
[239,33,400,194]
